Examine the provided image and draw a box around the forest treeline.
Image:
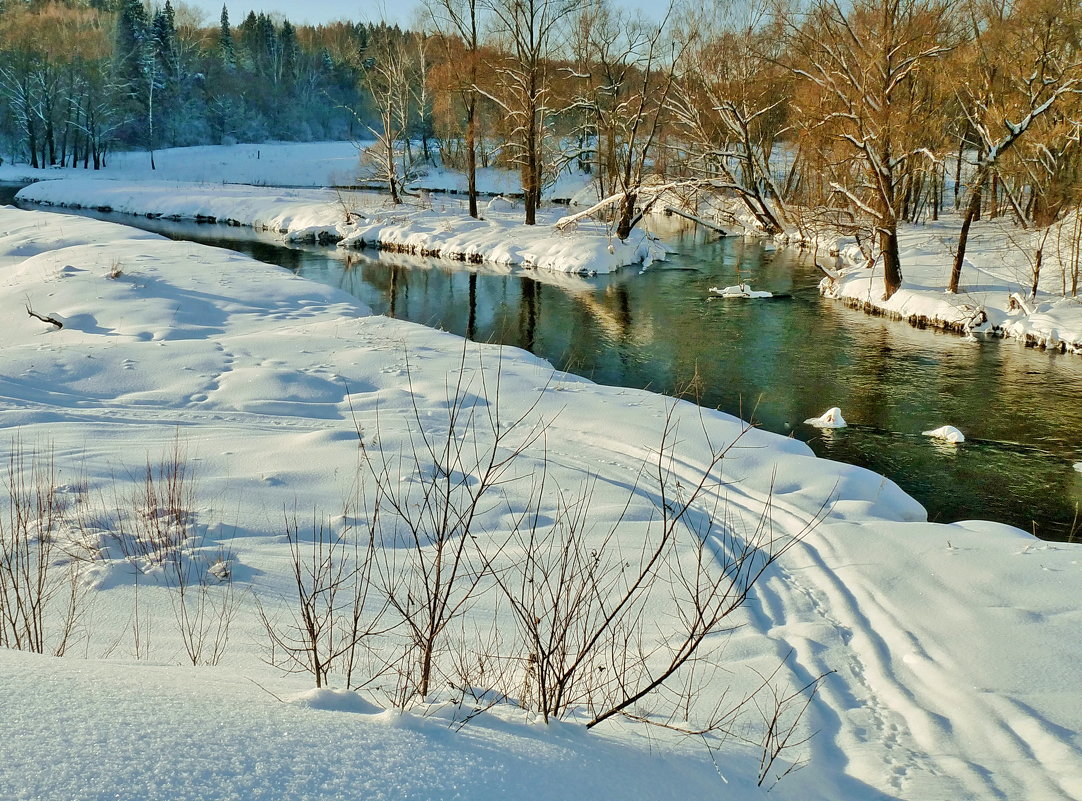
[1,0,1079,298]
[0,0,386,167]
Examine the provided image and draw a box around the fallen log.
[662,206,727,235]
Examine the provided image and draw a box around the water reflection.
[10,194,1082,541]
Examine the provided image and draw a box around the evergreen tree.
[219,5,236,68]
[114,0,148,74]
[280,20,298,84]
[152,1,178,83]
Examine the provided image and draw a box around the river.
[5,184,1081,541]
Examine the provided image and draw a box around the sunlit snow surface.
[0,145,1080,800]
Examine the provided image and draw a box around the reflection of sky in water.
[15,197,1082,542]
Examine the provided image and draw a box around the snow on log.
[663,206,728,235]
[709,283,773,299]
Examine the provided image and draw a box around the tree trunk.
[615,192,636,240]
[949,171,988,293]
[880,225,903,300]
[953,139,964,209]
[1031,245,1043,298]
[466,96,478,219]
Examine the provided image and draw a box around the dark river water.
[6,184,1082,541]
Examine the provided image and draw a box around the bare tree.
[668,0,792,235]
[788,0,955,299]
[426,0,485,218]
[569,1,683,239]
[483,0,577,225]
[947,0,1082,292]
[357,32,419,204]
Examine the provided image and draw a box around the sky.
[190,0,669,28]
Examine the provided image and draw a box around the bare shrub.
[361,350,547,704]
[258,510,386,688]
[100,439,239,664]
[489,406,822,732]
[165,536,240,666]
[0,444,89,655]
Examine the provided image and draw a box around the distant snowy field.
[1,206,1080,800]
[0,139,581,197]
[0,140,366,188]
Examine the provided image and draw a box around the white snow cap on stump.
[923,425,965,444]
[805,407,847,428]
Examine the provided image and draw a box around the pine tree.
[280,20,298,85]
[219,5,236,68]
[152,1,178,83]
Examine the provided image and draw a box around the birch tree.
[358,32,417,204]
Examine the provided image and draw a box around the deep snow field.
[0,143,1081,800]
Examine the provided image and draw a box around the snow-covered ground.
[0,140,590,201]
[1,206,1080,800]
[0,141,367,188]
[818,215,1082,353]
[14,171,658,275]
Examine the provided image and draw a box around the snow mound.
[923,425,965,444]
[709,283,773,299]
[288,688,381,715]
[1073,462,1082,473]
[804,407,847,428]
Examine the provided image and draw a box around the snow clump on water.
[709,283,773,299]
[804,407,847,428]
[923,425,965,444]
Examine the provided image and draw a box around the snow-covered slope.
[0,206,1079,800]
[0,141,367,188]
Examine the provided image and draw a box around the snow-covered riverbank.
[1,205,1080,800]
[16,177,660,275]
[818,215,1082,353]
